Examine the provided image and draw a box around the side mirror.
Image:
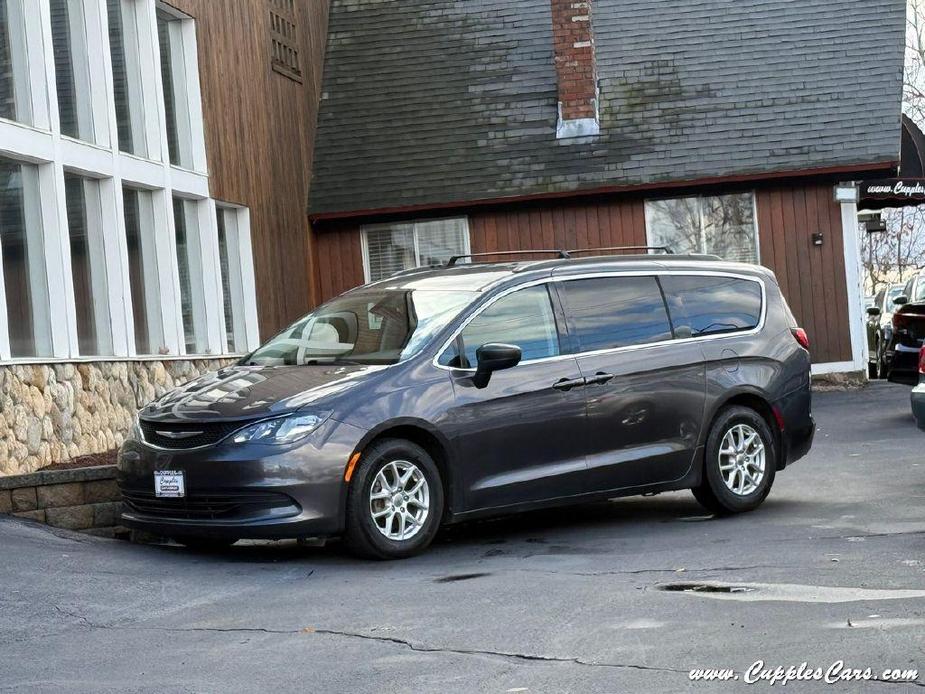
[866,306,881,317]
[894,295,909,306]
[472,343,521,389]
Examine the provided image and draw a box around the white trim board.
[811,361,863,376]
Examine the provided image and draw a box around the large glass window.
[157,8,192,168]
[217,206,246,353]
[123,187,161,354]
[50,0,95,142]
[247,289,476,366]
[0,157,50,358]
[107,0,146,156]
[659,275,762,338]
[363,218,469,282]
[0,0,31,124]
[645,194,758,263]
[64,173,112,356]
[173,197,206,354]
[439,285,560,367]
[560,276,672,352]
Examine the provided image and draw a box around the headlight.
[231,413,329,445]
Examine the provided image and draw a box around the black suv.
[118,253,815,559]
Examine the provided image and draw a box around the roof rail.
[446,249,572,267]
[566,245,674,256]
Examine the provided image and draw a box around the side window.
[438,285,560,367]
[560,276,672,351]
[659,275,762,337]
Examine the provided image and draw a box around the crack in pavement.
[518,564,794,577]
[59,620,687,676]
[814,530,925,541]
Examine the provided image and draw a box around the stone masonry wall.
[0,465,122,534]
[0,359,234,477]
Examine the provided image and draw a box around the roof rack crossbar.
[566,245,674,255]
[446,249,572,266]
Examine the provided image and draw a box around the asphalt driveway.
[1,381,924,693]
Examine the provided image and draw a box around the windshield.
[245,289,477,366]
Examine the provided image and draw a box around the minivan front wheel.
[692,406,776,515]
[344,438,444,559]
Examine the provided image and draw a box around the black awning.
[859,116,925,209]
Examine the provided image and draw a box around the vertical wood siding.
[755,184,852,364]
[313,185,852,365]
[167,0,330,338]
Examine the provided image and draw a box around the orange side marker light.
[344,452,361,482]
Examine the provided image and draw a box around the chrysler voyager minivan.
[118,252,814,558]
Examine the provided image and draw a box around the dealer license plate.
[154,470,185,498]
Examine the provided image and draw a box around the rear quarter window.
[659,275,763,338]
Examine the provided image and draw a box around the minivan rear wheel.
[692,406,776,515]
[344,438,444,559]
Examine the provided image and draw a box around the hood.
[140,364,386,423]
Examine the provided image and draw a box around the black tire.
[868,358,877,380]
[692,406,777,515]
[344,438,444,560]
[172,536,238,551]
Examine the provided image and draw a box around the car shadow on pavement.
[138,492,811,564]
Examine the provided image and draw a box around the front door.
[557,275,706,492]
[438,283,589,510]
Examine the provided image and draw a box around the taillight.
[791,327,810,351]
[893,313,910,330]
[919,347,925,375]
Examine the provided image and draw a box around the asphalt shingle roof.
[309,0,906,217]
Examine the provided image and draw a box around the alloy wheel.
[718,423,766,496]
[369,460,430,541]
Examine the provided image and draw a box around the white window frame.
[0,0,253,364]
[643,192,761,263]
[109,0,154,157]
[215,203,260,354]
[360,217,471,284]
[154,2,206,173]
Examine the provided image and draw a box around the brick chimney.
[550,0,599,138]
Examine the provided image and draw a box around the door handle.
[586,372,615,386]
[552,377,586,392]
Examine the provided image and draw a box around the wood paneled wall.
[755,184,852,364]
[167,0,329,338]
[312,183,853,365]
[468,199,647,255]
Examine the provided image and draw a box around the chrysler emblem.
[156,430,203,439]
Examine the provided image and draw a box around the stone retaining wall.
[0,465,121,534]
[0,358,234,477]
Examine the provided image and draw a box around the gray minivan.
[118,253,814,558]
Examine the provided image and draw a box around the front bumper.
[117,418,366,540]
[912,384,925,432]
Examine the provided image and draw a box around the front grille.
[139,420,245,449]
[122,490,296,521]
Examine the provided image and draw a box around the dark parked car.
[881,273,925,385]
[118,253,815,559]
[866,283,905,379]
